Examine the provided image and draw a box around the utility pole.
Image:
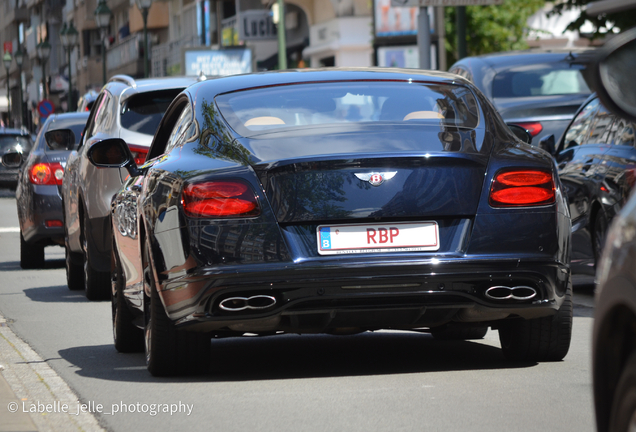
[417,6,431,69]
[274,0,287,69]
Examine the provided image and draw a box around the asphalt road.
[0,193,597,432]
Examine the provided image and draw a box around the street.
[0,192,597,432]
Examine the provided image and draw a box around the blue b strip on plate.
[319,227,332,250]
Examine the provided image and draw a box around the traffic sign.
[3,42,12,54]
[391,0,503,6]
[38,100,55,119]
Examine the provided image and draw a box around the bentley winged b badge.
[354,172,397,186]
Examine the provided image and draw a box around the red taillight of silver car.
[181,180,260,218]
[489,169,555,207]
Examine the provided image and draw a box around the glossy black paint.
[551,94,636,274]
[15,113,89,247]
[108,69,570,337]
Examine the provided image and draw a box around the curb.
[0,316,105,432]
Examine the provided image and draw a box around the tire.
[112,244,144,353]
[82,213,110,301]
[143,241,210,377]
[498,279,573,362]
[65,246,84,291]
[609,352,636,432]
[20,231,45,269]
[431,325,488,340]
[593,211,608,268]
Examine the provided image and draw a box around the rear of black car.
[450,50,594,145]
[143,77,570,354]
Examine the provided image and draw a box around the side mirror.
[538,134,556,155]
[45,129,76,151]
[1,152,23,168]
[584,26,636,123]
[507,124,532,145]
[87,138,141,177]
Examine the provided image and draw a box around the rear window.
[120,89,183,136]
[492,64,590,98]
[0,135,32,153]
[215,81,480,137]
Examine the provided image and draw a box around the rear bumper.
[0,169,19,186]
[20,186,65,246]
[157,257,570,333]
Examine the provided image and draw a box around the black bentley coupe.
[86,68,573,376]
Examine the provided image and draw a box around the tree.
[445,0,545,66]
[547,0,636,37]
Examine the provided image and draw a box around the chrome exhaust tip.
[485,286,537,301]
[219,295,277,312]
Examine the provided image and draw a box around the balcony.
[6,6,28,23]
[151,36,200,77]
[106,34,145,77]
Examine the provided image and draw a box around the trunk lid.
[242,125,491,223]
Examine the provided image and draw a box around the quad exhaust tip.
[219,295,277,312]
[485,286,537,301]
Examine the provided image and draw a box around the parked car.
[10,112,89,268]
[449,49,594,145]
[536,94,636,275]
[87,68,573,376]
[62,74,204,300]
[76,90,99,113]
[0,127,33,188]
[585,26,636,432]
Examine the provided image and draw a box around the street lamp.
[61,23,79,111]
[3,52,11,127]
[13,47,24,128]
[135,0,153,78]
[95,0,112,85]
[36,39,51,100]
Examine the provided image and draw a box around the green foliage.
[445,0,545,65]
[547,0,636,38]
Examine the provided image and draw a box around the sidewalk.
[0,370,36,432]
[0,316,104,432]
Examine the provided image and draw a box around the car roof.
[104,75,204,101]
[46,112,91,122]
[185,67,469,98]
[453,48,595,71]
[0,127,30,136]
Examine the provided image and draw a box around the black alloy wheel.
[609,352,636,432]
[63,205,85,290]
[143,241,210,377]
[82,212,111,301]
[19,231,45,269]
[112,241,144,352]
[65,242,85,291]
[498,279,573,362]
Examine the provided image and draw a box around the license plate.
[317,222,439,255]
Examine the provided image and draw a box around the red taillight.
[489,169,555,207]
[181,181,260,218]
[45,220,63,228]
[29,163,64,185]
[128,144,149,166]
[514,122,543,137]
